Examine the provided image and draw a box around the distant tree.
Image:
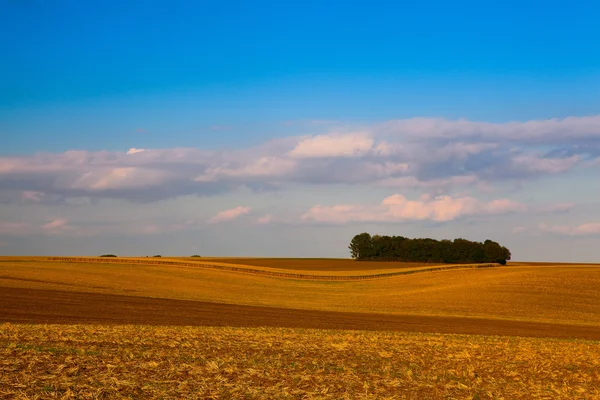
[349,233,373,260]
[99,254,117,257]
[371,235,395,260]
[191,255,202,258]
[483,239,511,265]
[349,234,510,264]
[153,255,162,258]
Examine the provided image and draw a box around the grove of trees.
[349,233,511,264]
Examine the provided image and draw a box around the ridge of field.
[1,256,447,278]
[41,256,498,280]
[2,324,599,399]
[2,258,600,328]
[178,257,437,272]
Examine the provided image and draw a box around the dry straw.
[1,323,599,399]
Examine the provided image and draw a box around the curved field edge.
[176,257,439,272]
[2,324,599,399]
[43,256,500,281]
[3,287,600,340]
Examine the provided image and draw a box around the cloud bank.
[1,115,599,204]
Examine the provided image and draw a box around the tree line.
[349,233,511,264]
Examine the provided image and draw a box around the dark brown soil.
[2,287,600,340]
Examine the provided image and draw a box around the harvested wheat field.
[2,257,600,327]
[2,257,600,399]
[2,324,599,399]
[179,257,437,272]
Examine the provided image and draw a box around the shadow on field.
[2,287,600,340]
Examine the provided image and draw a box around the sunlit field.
[2,257,600,399]
[2,324,599,399]
[178,257,437,271]
[2,257,600,327]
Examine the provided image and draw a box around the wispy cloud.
[0,222,30,236]
[302,194,527,224]
[541,203,575,214]
[0,217,203,238]
[256,214,274,225]
[540,223,600,237]
[41,219,69,230]
[208,206,252,223]
[126,148,146,154]
[380,115,600,144]
[288,132,374,158]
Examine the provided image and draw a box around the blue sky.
[1,0,600,260]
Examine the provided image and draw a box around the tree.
[483,239,511,264]
[349,233,373,260]
[349,233,511,264]
[500,245,511,265]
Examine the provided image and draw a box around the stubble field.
[1,256,600,399]
[2,324,600,399]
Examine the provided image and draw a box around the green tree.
[349,234,511,264]
[349,233,373,260]
[483,239,511,264]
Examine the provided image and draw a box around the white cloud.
[302,194,527,224]
[288,132,374,158]
[126,148,146,154]
[540,223,600,237]
[208,206,252,223]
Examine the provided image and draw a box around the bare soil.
[3,287,600,340]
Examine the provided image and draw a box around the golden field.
[2,256,600,399]
[177,257,437,272]
[2,324,600,399]
[1,257,600,327]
